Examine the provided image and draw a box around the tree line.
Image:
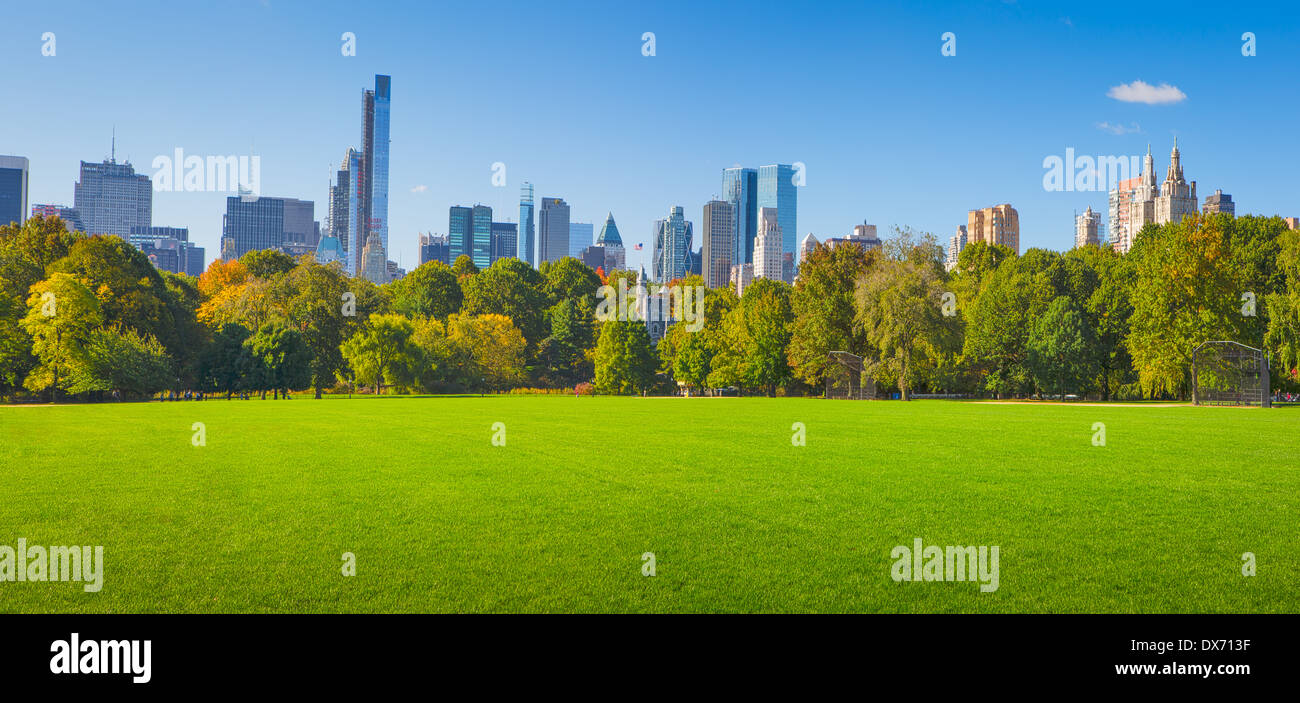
[0,212,1295,402]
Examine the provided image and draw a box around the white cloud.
[1095,121,1142,135]
[410,184,428,193]
[1106,80,1186,105]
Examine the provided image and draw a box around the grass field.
[1,396,1296,613]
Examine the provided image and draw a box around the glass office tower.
[757,164,797,259]
[471,205,492,269]
[722,167,757,265]
[519,182,535,266]
[370,75,391,253]
[0,156,29,227]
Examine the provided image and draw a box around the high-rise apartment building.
[652,205,692,282]
[328,157,351,266]
[1108,175,1141,255]
[73,158,152,237]
[0,156,29,227]
[702,200,734,289]
[359,75,391,255]
[945,226,967,271]
[1203,189,1234,216]
[596,212,625,271]
[519,182,535,266]
[1154,140,1197,225]
[722,167,758,265]
[753,207,782,281]
[967,204,1019,254]
[537,197,570,264]
[342,148,364,274]
[1075,206,1102,248]
[758,164,797,260]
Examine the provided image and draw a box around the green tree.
[388,260,462,319]
[284,261,357,398]
[199,323,253,398]
[1027,296,1094,400]
[854,259,948,400]
[540,257,601,306]
[1127,216,1243,399]
[710,278,794,396]
[594,321,656,395]
[461,257,548,352]
[788,241,876,389]
[65,326,173,398]
[452,255,480,278]
[340,314,421,394]
[239,248,297,279]
[246,323,311,398]
[20,274,103,401]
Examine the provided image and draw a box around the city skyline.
[2,0,1297,275]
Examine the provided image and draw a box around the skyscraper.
[491,222,518,262]
[345,148,366,274]
[360,75,392,254]
[537,197,570,264]
[328,157,351,265]
[0,156,29,227]
[722,167,757,265]
[753,207,782,281]
[1075,206,1102,248]
[471,205,492,269]
[360,230,389,284]
[448,206,472,264]
[1154,139,1197,225]
[596,212,625,271]
[702,200,734,289]
[1108,176,1141,255]
[73,158,152,237]
[418,233,449,266]
[519,182,535,266]
[758,164,797,260]
[221,196,313,260]
[652,206,692,282]
[568,222,594,260]
[945,225,967,271]
[967,204,1019,254]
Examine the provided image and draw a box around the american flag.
[633,243,643,250]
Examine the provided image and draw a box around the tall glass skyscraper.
[519,182,535,266]
[360,75,391,259]
[344,148,363,275]
[0,156,29,228]
[448,206,472,264]
[568,222,594,259]
[722,167,757,265]
[757,164,797,259]
[651,206,692,282]
[471,204,492,269]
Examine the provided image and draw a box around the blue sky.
[2,0,1297,272]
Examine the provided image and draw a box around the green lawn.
[1,396,1295,613]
